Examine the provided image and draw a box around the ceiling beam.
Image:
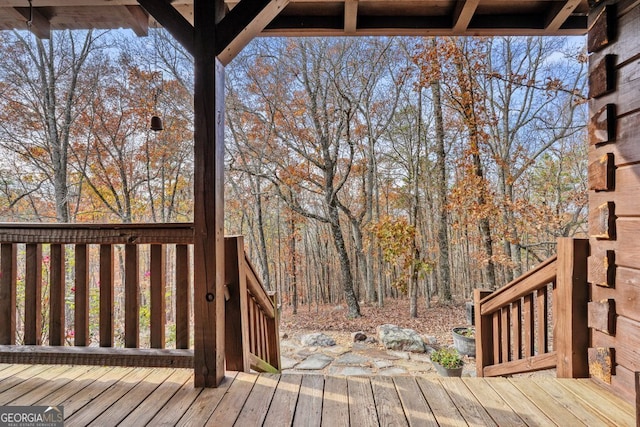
[545,0,582,32]
[125,5,149,37]
[137,0,194,56]
[215,0,288,65]
[13,6,50,39]
[452,0,479,32]
[344,0,358,34]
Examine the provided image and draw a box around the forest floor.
[279,297,468,346]
[278,298,480,377]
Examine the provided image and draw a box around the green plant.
[455,327,475,338]
[430,347,463,369]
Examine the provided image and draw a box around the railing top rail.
[480,254,557,315]
[0,222,195,244]
[244,252,276,317]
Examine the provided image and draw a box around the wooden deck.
[0,364,635,426]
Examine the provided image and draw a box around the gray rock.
[386,350,410,360]
[373,360,394,369]
[377,324,426,353]
[334,353,370,366]
[280,356,299,370]
[296,353,334,370]
[364,336,378,344]
[329,366,373,376]
[379,367,408,376]
[301,332,336,347]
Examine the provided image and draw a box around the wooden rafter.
[453,0,479,32]
[546,0,582,32]
[137,0,194,56]
[344,0,358,34]
[125,5,149,37]
[216,0,289,65]
[13,6,50,38]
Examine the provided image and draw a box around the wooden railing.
[0,224,280,374]
[225,236,280,373]
[475,238,589,378]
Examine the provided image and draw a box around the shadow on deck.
[0,364,635,426]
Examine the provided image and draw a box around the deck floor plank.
[485,377,556,426]
[531,378,616,426]
[370,375,408,427]
[64,367,153,426]
[234,373,280,426]
[347,376,379,427]
[59,367,135,420]
[175,372,237,427]
[0,365,72,403]
[32,366,116,407]
[392,376,438,427]
[10,365,95,406]
[552,378,636,426]
[263,373,303,427]
[0,364,50,395]
[462,378,527,426]
[145,372,202,427]
[0,364,634,427]
[439,378,497,427]
[86,368,175,427]
[120,368,193,426]
[415,377,467,427]
[292,374,324,427]
[320,375,349,427]
[205,371,258,426]
[509,378,587,425]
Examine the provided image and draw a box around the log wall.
[587,0,640,404]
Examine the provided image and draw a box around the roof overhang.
[0,0,590,63]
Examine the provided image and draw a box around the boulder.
[377,324,426,353]
[300,332,336,347]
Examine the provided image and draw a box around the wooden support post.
[555,238,590,378]
[0,244,17,345]
[224,236,250,372]
[474,289,493,377]
[267,292,281,370]
[75,244,90,346]
[150,244,166,349]
[193,0,226,387]
[49,244,65,346]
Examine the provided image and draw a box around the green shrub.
[430,347,463,369]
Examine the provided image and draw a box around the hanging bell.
[150,115,164,131]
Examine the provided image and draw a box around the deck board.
[0,364,635,427]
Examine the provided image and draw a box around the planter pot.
[432,361,463,377]
[452,327,476,357]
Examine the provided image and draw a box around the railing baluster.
[125,244,139,348]
[24,243,42,345]
[523,293,534,357]
[267,292,281,369]
[492,311,501,363]
[75,244,89,346]
[536,287,548,355]
[0,244,17,345]
[100,244,114,347]
[175,244,190,350]
[501,306,511,362]
[150,244,166,349]
[49,244,65,346]
[261,309,267,360]
[512,299,522,360]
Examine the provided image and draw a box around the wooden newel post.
[555,238,589,378]
[193,0,227,387]
[474,288,493,377]
[224,236,251,372]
